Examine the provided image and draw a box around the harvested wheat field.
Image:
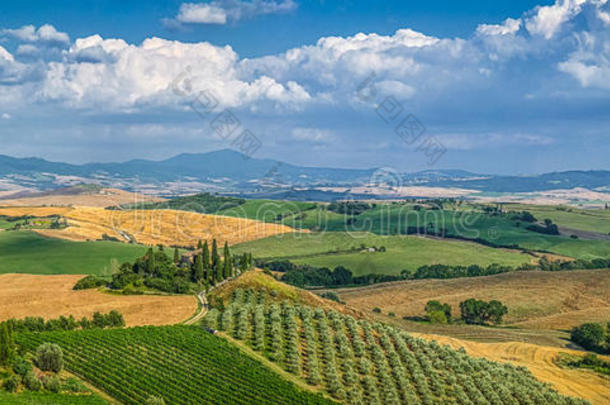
[413,332,610,405]
[0,206,295,247]
[336,269,610,329]
[0,188,163,208]
[0,274,197,326]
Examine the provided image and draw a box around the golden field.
[0,274,197,326]
[413,332,610,405]
[335,269,610,329]
[0,206,295,247]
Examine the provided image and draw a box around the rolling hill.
[2,150,610,198]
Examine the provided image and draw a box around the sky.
[0,0,609,175]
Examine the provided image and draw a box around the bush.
[428,310,448,324]
[372,307,381,313]
[388,312,396,318]
[3,375,19,392]
[36,343,64,372]
[24,371,42,391]
[570,323,607,353]
[460,298,508,325]
[146,395,167,405]
[43,375,61,393]
[13,356,32,377]
[73,275,106,290]
[62,377,89,393]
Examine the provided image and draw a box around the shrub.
[388,312,396,317]
[24,371,42,391]
[43,375,61,393]
[460,298,507,325]
[372,307,381,313]
[73,275,106,290]
[36,343,64,372]
[146,396,166,405]
[62,377,88,393]
[571,323,607,353]
[3,375,19,392]
[428,310,448,324]
[13,356,32,377]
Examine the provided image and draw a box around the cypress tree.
[202,240,210,281]
[223,242,232,279]
[146,247,155,275]
[240,253,248,271]
[173,247,180,264]
[197,239,203,250]
[211,239,220,269]
[192,254,202,282]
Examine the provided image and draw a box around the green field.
[0,231,146,275]
[220,201,610,260]
[203,287,585,405]
[508,204,610,234]
[233,232,532,276]
[16,325,333,405]
[0,391,108,405]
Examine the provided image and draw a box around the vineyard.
[15,325,334,405]
[204,288,590,405]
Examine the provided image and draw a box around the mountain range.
[1,149,610,199]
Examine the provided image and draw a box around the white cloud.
[36,35,310,110]
[0,46,14,63]
[477,18,522,36]
[525,0,589,39]
[1,24,69,45]
[177,3,227,24]
[172,0,297,25]
[1,113,11,119]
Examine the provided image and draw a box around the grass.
[15,325,334,405]
[233,232,533,276]
[224,201,610,260]
[508,204,610,234]
[0,391,108,405]
[0,231,146,275]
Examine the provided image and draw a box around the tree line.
[260,257,610,288]
[5,311,125,333]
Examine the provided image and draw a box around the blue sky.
[0,0,609,174]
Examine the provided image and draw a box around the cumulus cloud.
[172,0,297,25]
[1,24,69,45]
[1,113,11,119]
[0,0,608,151]
[35,35,310,110]
[476,18,522,36]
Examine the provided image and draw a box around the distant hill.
[1,149,610,198]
